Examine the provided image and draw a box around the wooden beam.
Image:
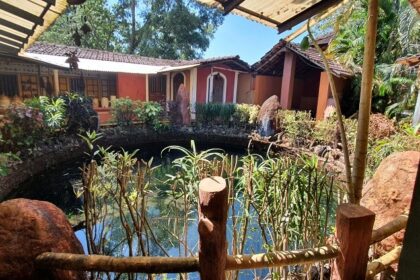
[0,29,27,43]
[332,203,375,280]
[277,0,342,34]
[236,6,282,26]
[35,253,199,273]
[0,2,43,25]
[371,214,408,245]
[226,245,339,270]
[0,42,19,54]
[42,0,56,5]
[0,18,34,35]
[0,37,23,48]
[198,176,228,280]
[366,246,402,280]
[221,0,245,15]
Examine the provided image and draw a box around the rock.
[0,198,86,280]
[175,84,191,126]
[257,95,281,136]
[361,151,420,258]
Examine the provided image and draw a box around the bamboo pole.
[352,0,379,204]
[371,215,408,245]
[35,246,340,274]
[225,245,339,271]
[35,253,199,273]
[365,246,402,280]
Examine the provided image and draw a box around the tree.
[40,0,120,51]
[114,0,224,59]
[41,0,224,60]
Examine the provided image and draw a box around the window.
[149,75,167,103]
[86,78,100,98]
[21,74,38,98]
[70,78,85,94]
[0,74,18,97]
[59,77,68,92]
[101,78,116,98]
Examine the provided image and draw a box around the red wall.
[117,73,146,100]
[196,65,236,103]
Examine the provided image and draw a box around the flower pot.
[101,97,109,108]
[92,98,99,108]
[110,95,117,105]
[0,95,10,115]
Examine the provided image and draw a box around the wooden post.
[198,176,228,280]
[332,204,375,280]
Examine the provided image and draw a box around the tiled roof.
[26,42,250,71]
[253,39,353,78]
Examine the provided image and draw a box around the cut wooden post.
[332,203,375,280]
[198,176,228,280]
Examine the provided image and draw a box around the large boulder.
[0,199,86,280]
[361,151,420,257]
[257,95,281,136]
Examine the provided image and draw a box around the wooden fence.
[35,176,407,279]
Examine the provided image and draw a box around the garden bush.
[276,110,314,146]
[0,105,44,152]
[195,103,259,127]
[111,98,137,126]
[61,92,98,134]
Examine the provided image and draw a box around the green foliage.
[60,92,98,134]
[0,152,19,177]
[40,0,120,51]
[195,103,260,127]
[41,0,224,59]
[314,116,358,151]
[0,105,44,152]
[111,98,137,126]
[276,110,314,146]
[366,124,420,177]
[326,0,420,115]
[133,101,164,130]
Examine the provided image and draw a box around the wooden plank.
[236,6,282,26]
[0,36,23,48]
[277,0,342,34]
[0,2,43,25]
[198,176,228,280]
[220,0,245,15]
[0,18,34,35]
[331,203,375,280]
[0,29,27,43]
[0,42,19,54]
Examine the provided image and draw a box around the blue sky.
[203,14,303,65]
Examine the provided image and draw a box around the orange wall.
[254,75,282,105]
[117,73,146,100]
[237,73,254,104]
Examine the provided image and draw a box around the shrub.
[0,105,44,152]
[276,110,314,146]
[61,92,98,133]
[313,116,358,150]
[233,104,260,126]
[195,103,239,126]
[25,96,66,133]
[111,98,137,126]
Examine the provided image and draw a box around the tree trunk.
[352,0,379,204]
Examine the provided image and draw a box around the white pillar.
[190,68,197,120]
[233,71,239,104]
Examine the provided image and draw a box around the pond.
[7,141,273,280]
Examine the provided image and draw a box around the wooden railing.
[34,177,408,279]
